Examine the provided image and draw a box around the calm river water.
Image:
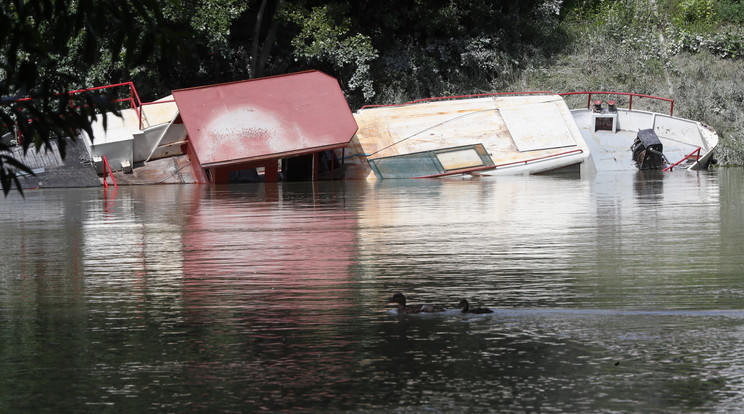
[2,169,744,412]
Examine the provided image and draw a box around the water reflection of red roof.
[180,187,356,329]
[172,71,358,168]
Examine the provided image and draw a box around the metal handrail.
[414,148,585,178]
[490,148,585,169]
[558,91,675,117]
[65,82,147,129]
[662,147,701,172]
[415,165,497,178]
[5,81,176,131]
[361,91,554,109]
[361,90,675,117]
[102,155,118,189]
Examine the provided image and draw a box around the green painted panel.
[370,153,443,178]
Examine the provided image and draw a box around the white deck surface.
[572,108,719,172]
[500,102,576,151]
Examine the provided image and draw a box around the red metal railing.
[662,147,701,172]
[102,155,118,189]
[361,90,676,117]
[558,91,675,116]
[361,91,554,109]
[489,148,585,169]
[414,148,585,178]
[12,81,140,114]
[6,81,176,131]
[415,165,497,178]
[63,82,149,129]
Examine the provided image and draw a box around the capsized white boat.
[342,92,718,179]
[344,93,590,179]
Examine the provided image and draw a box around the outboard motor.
[631,129,666,170]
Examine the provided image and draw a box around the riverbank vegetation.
[2,0,744,193]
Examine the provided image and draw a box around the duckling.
[457,299,493,314]
[388,293,446,314]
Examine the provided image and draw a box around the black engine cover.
[631,129,664,170]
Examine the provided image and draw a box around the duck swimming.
[388,293,446,314]
[457,299,493,314]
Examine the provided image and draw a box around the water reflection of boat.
[180,184,357,323]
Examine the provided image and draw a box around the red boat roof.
[172,70,358,168]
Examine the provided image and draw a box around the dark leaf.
[57,136,67,160]
[83,22,98,65]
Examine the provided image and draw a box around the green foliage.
[578,0,657,26]
[661,0,744,60]
[673,0,716,28]
[187,0,248,48]
[283,4,378,101]
[668,30,744,58]
[716,0,744,24]
[669,52,744,166]
[363,0,568,103]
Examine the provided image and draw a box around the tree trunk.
[249,0,283,78]
[249,0,270,78]
[255,0,282,78]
